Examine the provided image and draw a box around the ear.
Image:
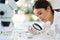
[46,6,51,12]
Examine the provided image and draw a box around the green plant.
[25,9,33,14]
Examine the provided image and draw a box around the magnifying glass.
[32,23,42,31]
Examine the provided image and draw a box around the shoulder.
[54,11,60,15]
[54,11,60,18]
[53,11,60,24]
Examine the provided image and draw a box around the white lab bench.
[13,22,60,40]
[0,22,60,40]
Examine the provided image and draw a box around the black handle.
[0,11,4,16]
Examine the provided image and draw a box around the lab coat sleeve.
[54,11,60,33]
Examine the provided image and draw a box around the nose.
[36,14,42,20]
[38,16,42,19]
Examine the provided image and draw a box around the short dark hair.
[33,0,54,14]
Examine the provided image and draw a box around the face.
[33,7,51,22]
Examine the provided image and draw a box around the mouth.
[41,19,46,22]
[41,19,44,21]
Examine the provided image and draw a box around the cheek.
[44,12,48,17]
[42,13,47,18]
[44,14,47,18]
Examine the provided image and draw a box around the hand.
[28,25,41,35]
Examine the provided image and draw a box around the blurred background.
[0,0,60,40]
[12,0,60,23]
[12,0,39,23]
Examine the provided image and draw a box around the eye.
[38,13,42,15]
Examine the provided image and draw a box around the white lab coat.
[40,11,60,40]
[28,11,60,40]
[52,11,60,33]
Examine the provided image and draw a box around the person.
[33,0,54,24]
[28,0,60,36]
